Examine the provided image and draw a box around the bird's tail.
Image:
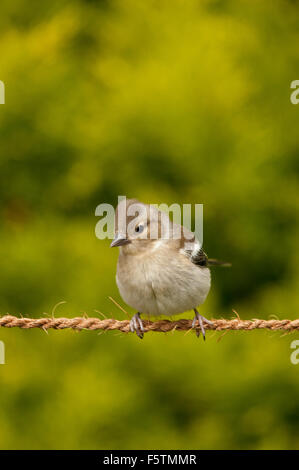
[207,259,232,267]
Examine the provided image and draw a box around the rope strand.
[0,315,298,333]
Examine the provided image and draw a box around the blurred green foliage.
[0,0,299,449]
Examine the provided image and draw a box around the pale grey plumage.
[110,199,226,339]
[116,238,211,317]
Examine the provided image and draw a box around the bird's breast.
[116,250,211,316]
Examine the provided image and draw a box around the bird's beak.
[110,234,131,247]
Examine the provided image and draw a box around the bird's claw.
[192,309,213,340]
[130,312,144,339]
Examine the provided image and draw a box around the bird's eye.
[135,224,144,233]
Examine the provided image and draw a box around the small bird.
[110,198,230,339]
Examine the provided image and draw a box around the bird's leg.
[130,312,144,339]
[192,308,213,340]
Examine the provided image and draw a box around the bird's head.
[110,198,169,254]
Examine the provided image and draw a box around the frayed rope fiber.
[0,315,299,333]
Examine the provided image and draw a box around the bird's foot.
[192,309,213,340]
[130,312,144,339]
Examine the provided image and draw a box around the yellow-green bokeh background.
[0,0,299,449]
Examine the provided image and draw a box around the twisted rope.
[0,315,298,333]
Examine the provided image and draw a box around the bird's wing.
[185,244,231,267]
[166,220,231,268]
[184,244,209,266]
[179,231,231,267]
